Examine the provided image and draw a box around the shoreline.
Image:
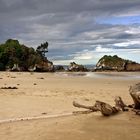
[55,71,140,79]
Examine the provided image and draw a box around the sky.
[0,0,140,65]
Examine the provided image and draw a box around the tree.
[36,41,48,60]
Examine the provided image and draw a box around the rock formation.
[125,62,140,71]
[0,39,54,72]
[11,64,21,71]
[34,61,54,72]
[68,62,88,72]
[54,65,65,72]
[94,55,140,71]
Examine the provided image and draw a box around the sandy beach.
[0,72,140,140]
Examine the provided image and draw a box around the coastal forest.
[0,39,49,71]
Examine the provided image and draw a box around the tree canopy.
[0,39,48,71]
[36,41,48,59]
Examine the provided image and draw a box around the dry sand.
[0,71,139,140]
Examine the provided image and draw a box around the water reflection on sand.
[56,72,140,79]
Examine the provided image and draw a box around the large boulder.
[68,62,88,72]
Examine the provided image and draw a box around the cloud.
[114,40,140,47]
[0,0,140,64]
[125,26,140,34]
[95,45,113,53]
[73,50,94,60]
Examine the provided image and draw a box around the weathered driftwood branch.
[95,100,120,116]
[114,96,128,111]
[73,100,120,116]
[129,83,140,109]
[73,83,140,116]
[73,101,98,111]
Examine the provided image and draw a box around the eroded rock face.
[125,62,140,71]
[11,64,21,71]
[68,62,88,72]
[28,60,54,72]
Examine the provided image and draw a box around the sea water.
[55,72,140,79]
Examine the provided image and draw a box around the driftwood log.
[129,83,140,109]
[129,83,140,115]
[94,100,120,116]
[73,98,122,116]
[73,83,140,116]
[114,96,128,111]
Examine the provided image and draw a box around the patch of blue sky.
[96,15,140,25]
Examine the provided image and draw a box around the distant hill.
[95,55,140,71]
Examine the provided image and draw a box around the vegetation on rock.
[0,39,53,71]
[96,55,126,70]
[95,55,140,71]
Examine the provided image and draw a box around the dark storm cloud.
[0,0,140,64]
[1,0,140,15]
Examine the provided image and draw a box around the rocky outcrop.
[125,62,140,71]
[95,55,126,71]
[0,39,54,72]
[28,60,54,72]
[54,65,65,72]
[68,62,88,72]
[11,64,21,71]
[95,55,140,71]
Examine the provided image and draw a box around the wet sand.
[0,72,139,140]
